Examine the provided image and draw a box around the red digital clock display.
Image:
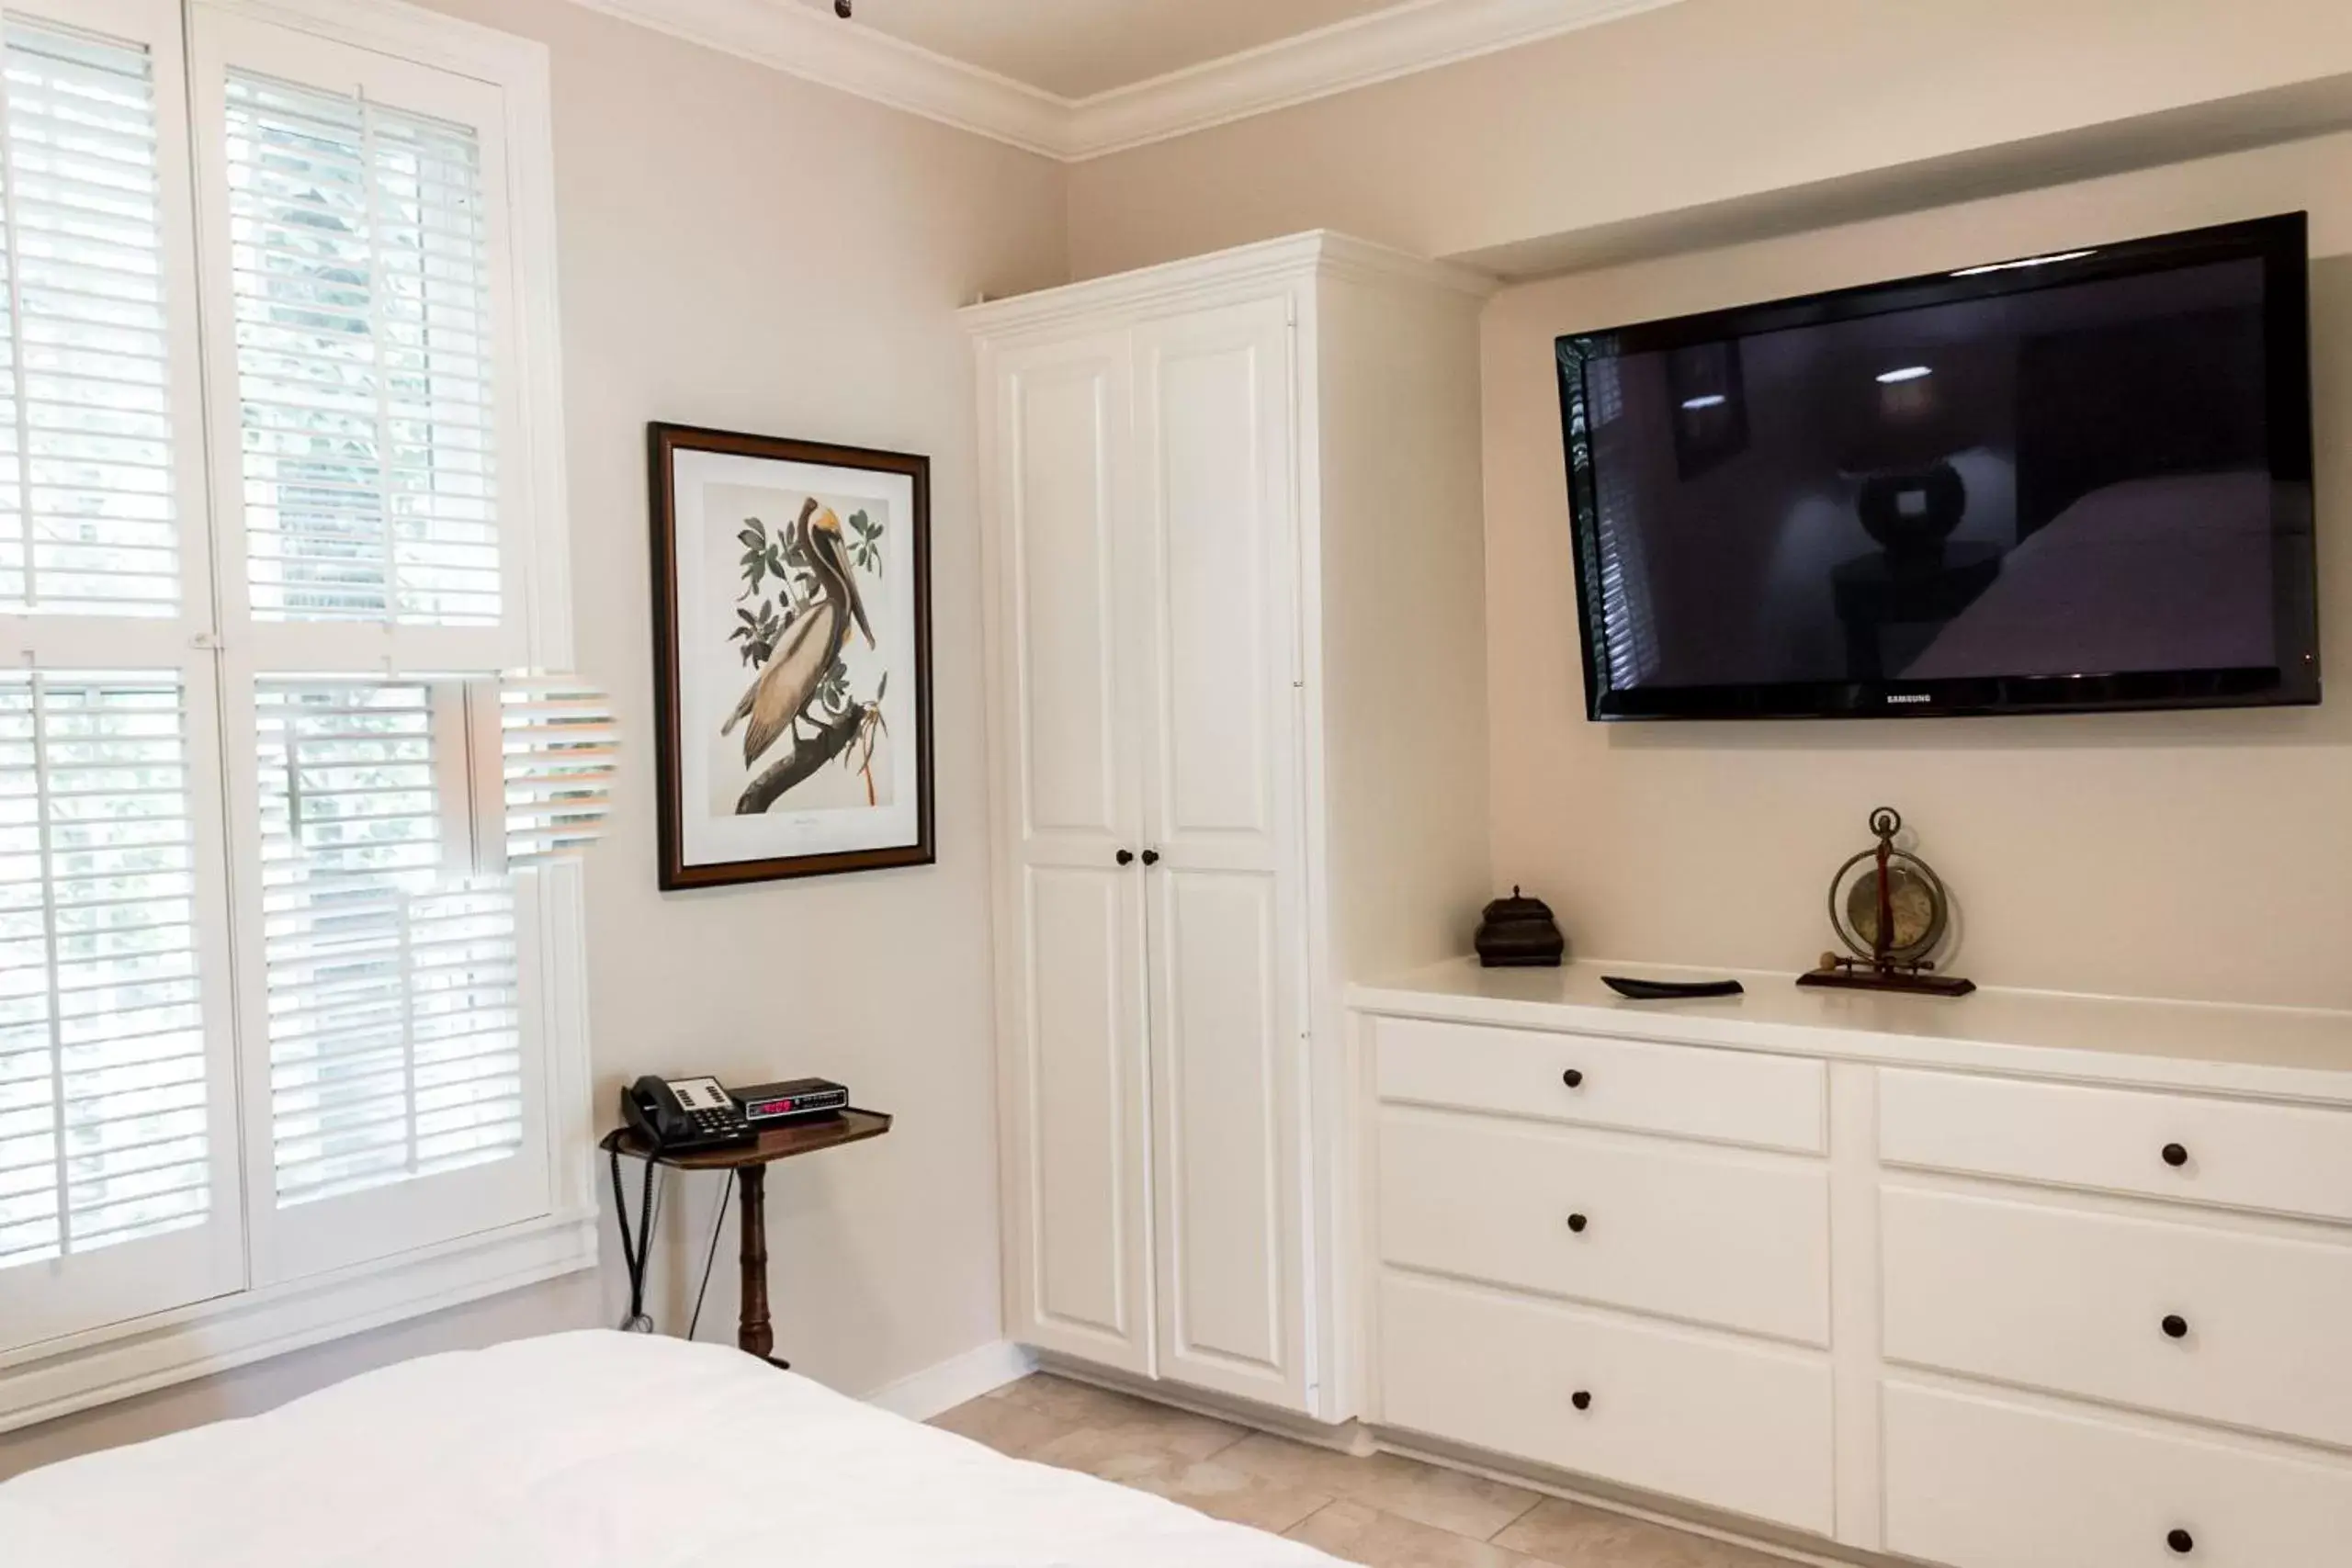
[749,1097,797,1117]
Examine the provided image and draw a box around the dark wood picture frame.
[650,423,933,889]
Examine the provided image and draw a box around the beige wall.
[2,0,1064,1480]
[466,0,1065,1404]
[1065,0,2352,280]
[1483,130,2352,1010]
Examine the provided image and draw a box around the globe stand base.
[1798,955,1976,997]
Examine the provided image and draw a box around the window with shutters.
[0,0,583,1414]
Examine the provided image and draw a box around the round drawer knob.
[1566,1213,1589,1234]
[2162,1143,2189,1168]
[2167,1528,2195,1555]
[1115,850,1135,866]
[1561,1068,1585,1089]
[1570,1390,1592,1412]
[2162,1314,2189,1340]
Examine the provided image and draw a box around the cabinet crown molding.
[963,231,1496,339]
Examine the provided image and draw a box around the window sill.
[0,1212,600,1435]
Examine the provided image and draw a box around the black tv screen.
[1557,213,2318,719]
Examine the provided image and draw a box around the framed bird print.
[650,424,933,888]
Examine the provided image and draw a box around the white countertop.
[1350,958,2352,1100]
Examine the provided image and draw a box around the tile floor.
[929,1373,1792,1568]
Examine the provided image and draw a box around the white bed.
[0,1331,1341,1567]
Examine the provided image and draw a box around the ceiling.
[801,0,1410,100]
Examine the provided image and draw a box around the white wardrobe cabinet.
[966,234,1492,1417]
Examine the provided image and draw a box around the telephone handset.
[621,1075,754,1152]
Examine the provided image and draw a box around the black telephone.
[621,1075,755,1152]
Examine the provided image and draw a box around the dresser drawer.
[1374,1016,1825,1153]
[1882,1187,2352,1450]
[1378,1107,1829,1344]
[1880,1068,2352,1224]
[1378,1271,1834,1535]
[1884,1380,2352,1568]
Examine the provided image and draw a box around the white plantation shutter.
[0,672,204,1266]
[0,3,243,1364]
[195,14,557,1286]
[256,679,522,1211]
[0,0,577,1393]
[0,20,177,616]
[223,70,500,626]
[498,676,615,869]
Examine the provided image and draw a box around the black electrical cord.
[609,1145,664,1332]
[685,1177,734,1341]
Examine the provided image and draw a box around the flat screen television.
[1556,212,2318,719]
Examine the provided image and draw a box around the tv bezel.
[1556,211,2319,721]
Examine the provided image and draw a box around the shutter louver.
[0,21,177,616]
[224,72,499,626]
[0,671,207,1271]
[257,679,520,1209]
[499,675,614,868]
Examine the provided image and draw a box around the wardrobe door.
[1133,297,1313,1409]
[986,332,1154,1374]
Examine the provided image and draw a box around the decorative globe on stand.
[1798,807,1975,996]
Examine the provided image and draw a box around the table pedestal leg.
[736,1165,783,1367]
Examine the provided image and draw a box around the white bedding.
[0,1331,1340,1567]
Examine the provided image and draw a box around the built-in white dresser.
[1353,959,2352,1568]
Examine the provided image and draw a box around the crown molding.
[562,0,1683,164]
[1067,0,1684,158]
[564,0,1070,157]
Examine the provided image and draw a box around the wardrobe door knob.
[1569,1390,1592,1412]
[2162,1143,2189,1168]
[2166,1528,2195,1555]
[1141,849,1160,866]
[1566,1213,1589,1234]
[2162,1314,2189,1340]
[1115,850,1135,865]
[1561,1068,1585,1089]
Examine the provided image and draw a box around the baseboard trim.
[864,1339,1036,1421]
[1029,1351,1376,1456]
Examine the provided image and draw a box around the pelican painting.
[650,423,933,890]
[721,496,876,772]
